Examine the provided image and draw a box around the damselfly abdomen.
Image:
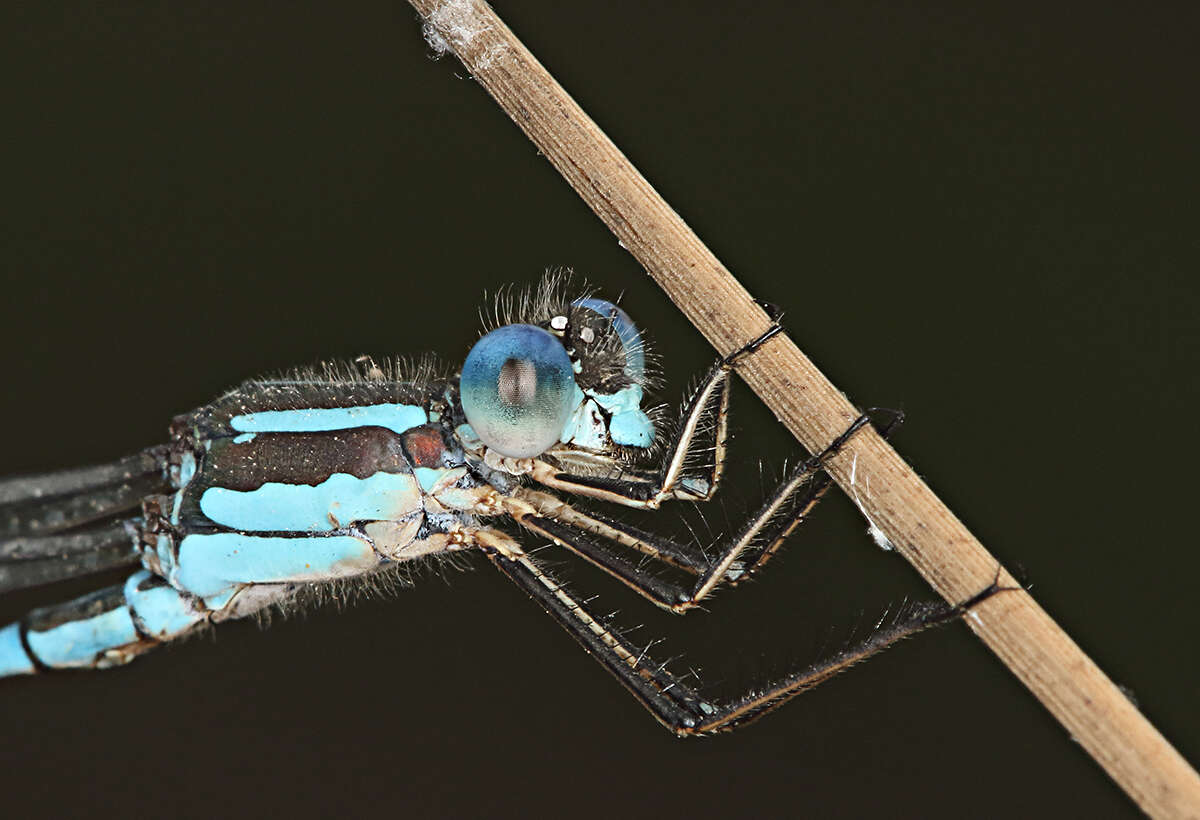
[0,276,983,734]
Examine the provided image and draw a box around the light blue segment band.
[124,570,202,639]
[0,622,34,677]
[26,602,137,668]
[176,533,379,597]
[200,471,420,532]
[230,404,427,436]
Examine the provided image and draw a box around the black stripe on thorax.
[199,428,413,491]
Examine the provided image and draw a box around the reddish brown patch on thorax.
[401,425,448,468]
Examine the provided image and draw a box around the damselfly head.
[459,287,655,460]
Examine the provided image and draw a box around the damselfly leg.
[515,410,903,613]
[462,318,967,731]
[484,537,1002,735]
[522,315,903,612]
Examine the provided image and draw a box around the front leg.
[535,322,785,510]
[516,411,902,613]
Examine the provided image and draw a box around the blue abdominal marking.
[230,403,427,436]
[200,472,421,532]
[25,603,137,669]
[175,533,380,598]
[0,623,34,676]
[232,433,256,444]
[124,571,202,639]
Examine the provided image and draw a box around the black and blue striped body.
[0,285,661,681]
[1,369,502,675]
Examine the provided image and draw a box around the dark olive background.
[2,2,1196,817]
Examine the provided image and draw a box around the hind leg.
[0,569,207,677]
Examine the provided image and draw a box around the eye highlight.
[460,324,576,458]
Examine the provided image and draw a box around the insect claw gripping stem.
[861,406,905,438]
[721,315,784,367]
[954,564,1019,614]
[751,298,785,324]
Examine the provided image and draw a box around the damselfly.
[0,276,990,734]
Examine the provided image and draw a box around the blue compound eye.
[460,324,577,458]
[572,298,645,380]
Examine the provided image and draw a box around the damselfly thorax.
[0,275,989,735]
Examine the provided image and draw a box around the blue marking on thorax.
[26,602,137,668]
[176,533,379,598]
[0,623,34,677]
[233,433,256,444]
[171,451,198,525]
[560,384,654,450]
[199,471,420,532]
[559,384,603,449]
[155,533,176,576]
[230,404,427,436]
[203,587,238,612]
[124,570,201,639]
[596,385,654,447]
[413,467,447,493]
[455,424,481,449]
[170,490,184,526]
